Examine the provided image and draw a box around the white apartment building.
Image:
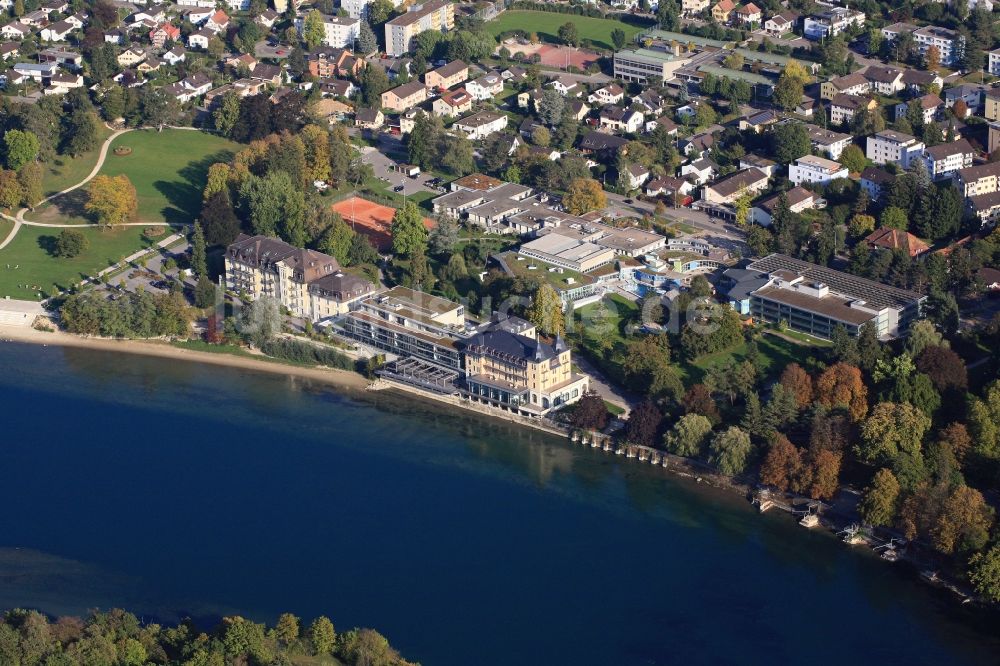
[298,14,359,48]
[955,161,1000,198]
[341,0,402,19]
[384,0,454,57]
[803,7,864,40]
[866,130,925,169]
[923,139,975,179]
[913,25,964,66]
[788,155,848,186]
[990,48,1000,77]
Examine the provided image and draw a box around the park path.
[0,125,205,251]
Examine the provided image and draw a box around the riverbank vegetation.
[0,608,417,666]
[569,286,1000,602]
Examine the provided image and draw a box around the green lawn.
[27,129,242,226]
[40,124,114,197]
[0,225,165,300]
[679,333,819,384]
[485,11,643,50]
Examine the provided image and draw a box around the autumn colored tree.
[936,422,972,465]
[779,363,813,409]
[857,401,931,465]
[86,174,137,226]
[562,178,607,215]
[914,345,967,394]
[815,362,868,421]
[682,383,721,424]
[759,435,802,491]
[930,485,994,555]
[275,613,300,646]
[624,401,662,447]
[709,426,753,476]
[572,391,610,431]
[527,283,565,336]
[858,468,900,527]
[308,616,336,656]
[18,161,43,208]
[0,170,23,209]
[849,213,876,238]
[924,45,941,71]
[805,449,842,500]
[663,413,713,457]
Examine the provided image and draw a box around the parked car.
[393,184,405,192]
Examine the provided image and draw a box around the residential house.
[681,157,719,185]
[865,228,930,257]
[466,72,502,100]
[1,22,32,40]
[922,139,975,179]
[250,63,282,86]
[901,69,943,94]
[804,124,852,159]
[701,168,769,204]
[566,99,590,121]
[864,65,904,95]
[820,72,870,100]
[187,28,213,50]
[764,11,798,37]
[308,48,362,78]
[205,9,229,33]
[682,0,710,15]
[866,129,924,169]
[860,166,895,201]
[894,93,943,124]
[149,23,180,48]
[711,0,735,22]
[257,9,279,28]
[738,109,778,133]
[380,79,427,112]
[432,86,473,117]
[646,114,678,135]
[162,46,185,65]
[739,154,778,177]
[944,84,985,116]
[547,76,579,97]
[646,176,695,201]
[455,111,508,140]
[0,42,20,60]
[679,131,715,158]
[803,7,865,40]
[734,2,762,25]
[40,20,74,41]
[355,107,384,129]
[599,106,644,134]
[750,186,817,226]
[588,83,625,106]
[181,6,214,24]
[578,130,628,156]
[789,154,848,185]
[621,163,650,190]
[830,93,876,125]
[424,60,467,90]
[117,47,147,67]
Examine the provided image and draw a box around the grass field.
[40,124,114,197]
[0,225,164,299]
[27,129,241,226]
[485,11,643,50]
[679,333,818,384]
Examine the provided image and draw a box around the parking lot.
[359,144,442,197]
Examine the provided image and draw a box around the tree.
[240,296,281,345]
[746,225,772,256]
[624,401,662,447]
[527,283,565,336]
[53,229,89,258]
[349,231,380,265]
[682,383,721,424]
[857,401,931,465]
[815,362,868,421]
[968,380,1000,459]
[839,144,866,174]
[18,161,42,208]
[191,222,208,277]
[914,345,967,394]
[367,0,394,25]
[848,213,876,238]
[557,21,579,47]
[360,63,390,107]
[531,125,551,147]
[563,178,606,215]
[428,215,459,256]
[664,413,713,457]
[710,426,753,476]
[969,546,1000,602]
[537,89,565,126]
[321,216,354,265]
[239,172,306,246]
[925,45,941,71]
[214,91,242,137]
[406,112,444,170]
[302,9,325,49]
[86,174,137,226]
[760,435,802,491]
[611,27,627,50]
[3,129,39,172]
[357,21,377,54]
[275,613,299,646]
[772,62,807,111]
[772,122,810,164]
[779,363,813,409]
[308,616,336,656]
[440,135,474,176]
[65,109,100,157]
[931,485,994,555]
[807,449,842,500]
[0,170,22,209]
[201,191,241,246]
[391,200,428,256]
[572,391,610,431]
[858,468,900,527]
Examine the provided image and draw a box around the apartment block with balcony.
[384,0,454,57]
[866,129,925,169]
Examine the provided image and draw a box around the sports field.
[485,11,643,51]
[331,196,435,251]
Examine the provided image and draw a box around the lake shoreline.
[0,324,370,392]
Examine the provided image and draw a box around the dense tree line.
[0,608,416,666]
[61,290,191,339]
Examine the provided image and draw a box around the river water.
[0,343,997,665]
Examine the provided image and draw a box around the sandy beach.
[0,324,370,391]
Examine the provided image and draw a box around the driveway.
[359,144,442,197]
[254,40,289,59]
